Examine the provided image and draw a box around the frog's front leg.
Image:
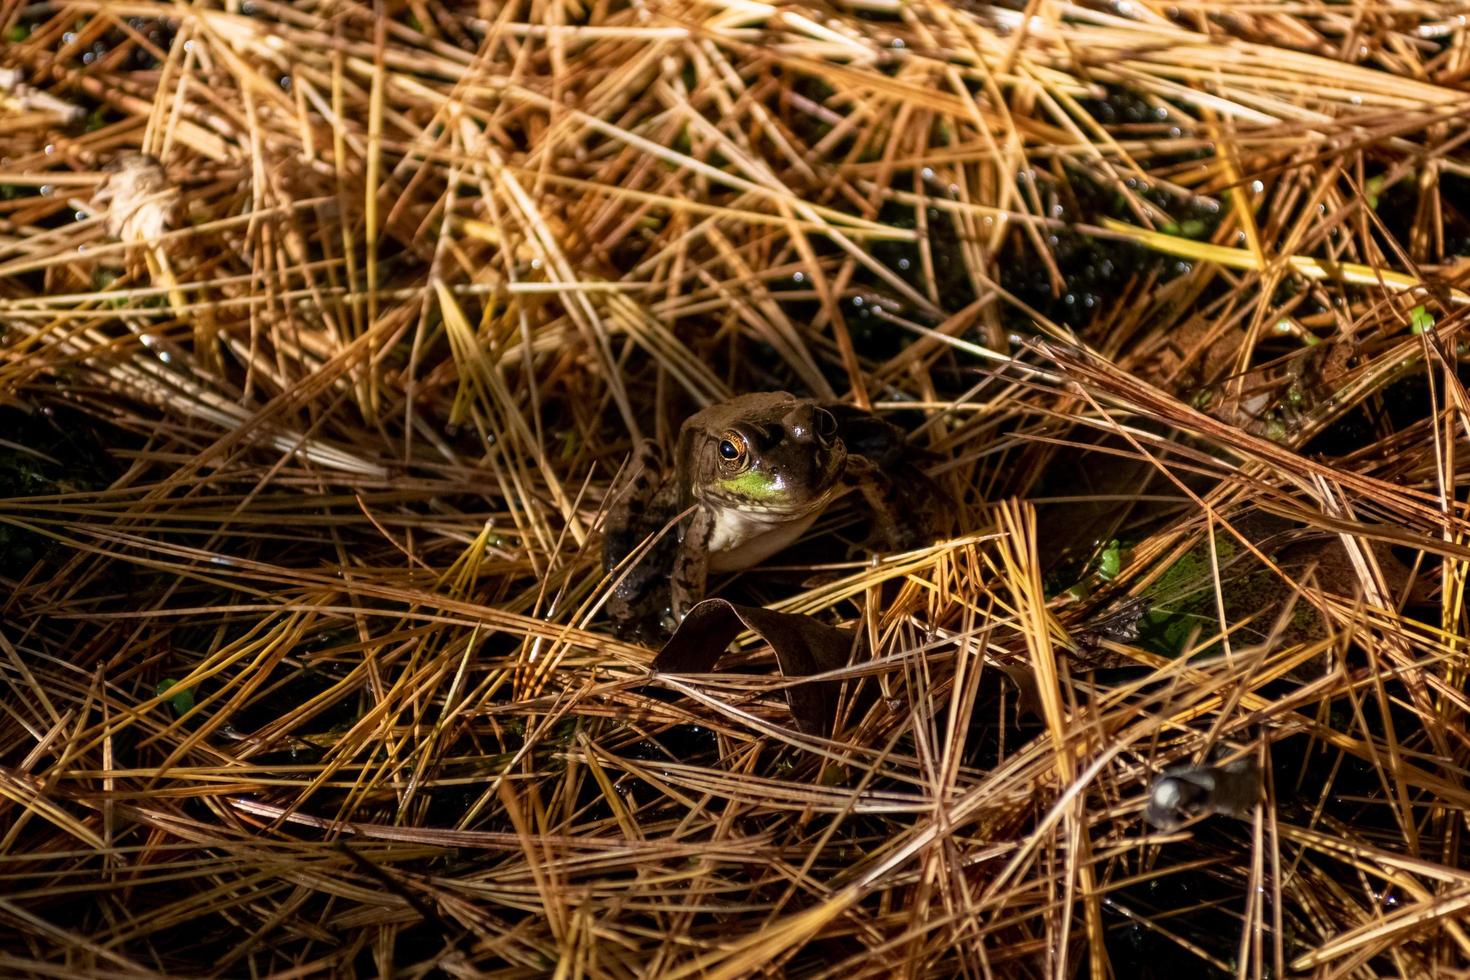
[605,440,680,639]
[843,454,929,552]
[671,507,714,623]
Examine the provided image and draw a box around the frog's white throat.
[704,505,826,573]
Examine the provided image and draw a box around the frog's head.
[678,392,846,515]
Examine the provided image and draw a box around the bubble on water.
[891,38,904,48]
[921,167,934,180]
[63,32,77,44]
[897,258,910,270]
[792,271,804,283]
[852,296,863,306]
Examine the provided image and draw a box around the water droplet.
[159,350,173,363]
[530,258,542,270]
[62,32,77,44]
[140,334,156,347]
[852,296,863,306]
[39,184,53,196]
[1251,179,1264,193]
[183,40,194,52]
[279,75,291,91]
[74,210,86,222]
[82,52,95,65]
[897,258,910,270]
[792,271,804,283]
[43,144,55,155]
[891,38,904,48]
[921,167,934,180]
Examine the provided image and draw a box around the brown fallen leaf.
[94,153,179,243]
[651,598,866,735]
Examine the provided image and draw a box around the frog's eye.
[814,408,838,445]
[717,432,746,463]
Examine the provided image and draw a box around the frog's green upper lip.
[700,447,846,516]
[701,483,839,517]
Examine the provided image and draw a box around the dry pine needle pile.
[3,0,1470,976]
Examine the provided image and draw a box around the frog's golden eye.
[717,432,746,463]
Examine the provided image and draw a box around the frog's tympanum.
[603,392,936,642]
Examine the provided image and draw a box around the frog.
[602,391,939,643]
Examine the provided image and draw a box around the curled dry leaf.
[94,153,179,243]
[651,598,865,735]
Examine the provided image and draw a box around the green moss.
[156,679,197,716]
[1137,531,1239,657]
